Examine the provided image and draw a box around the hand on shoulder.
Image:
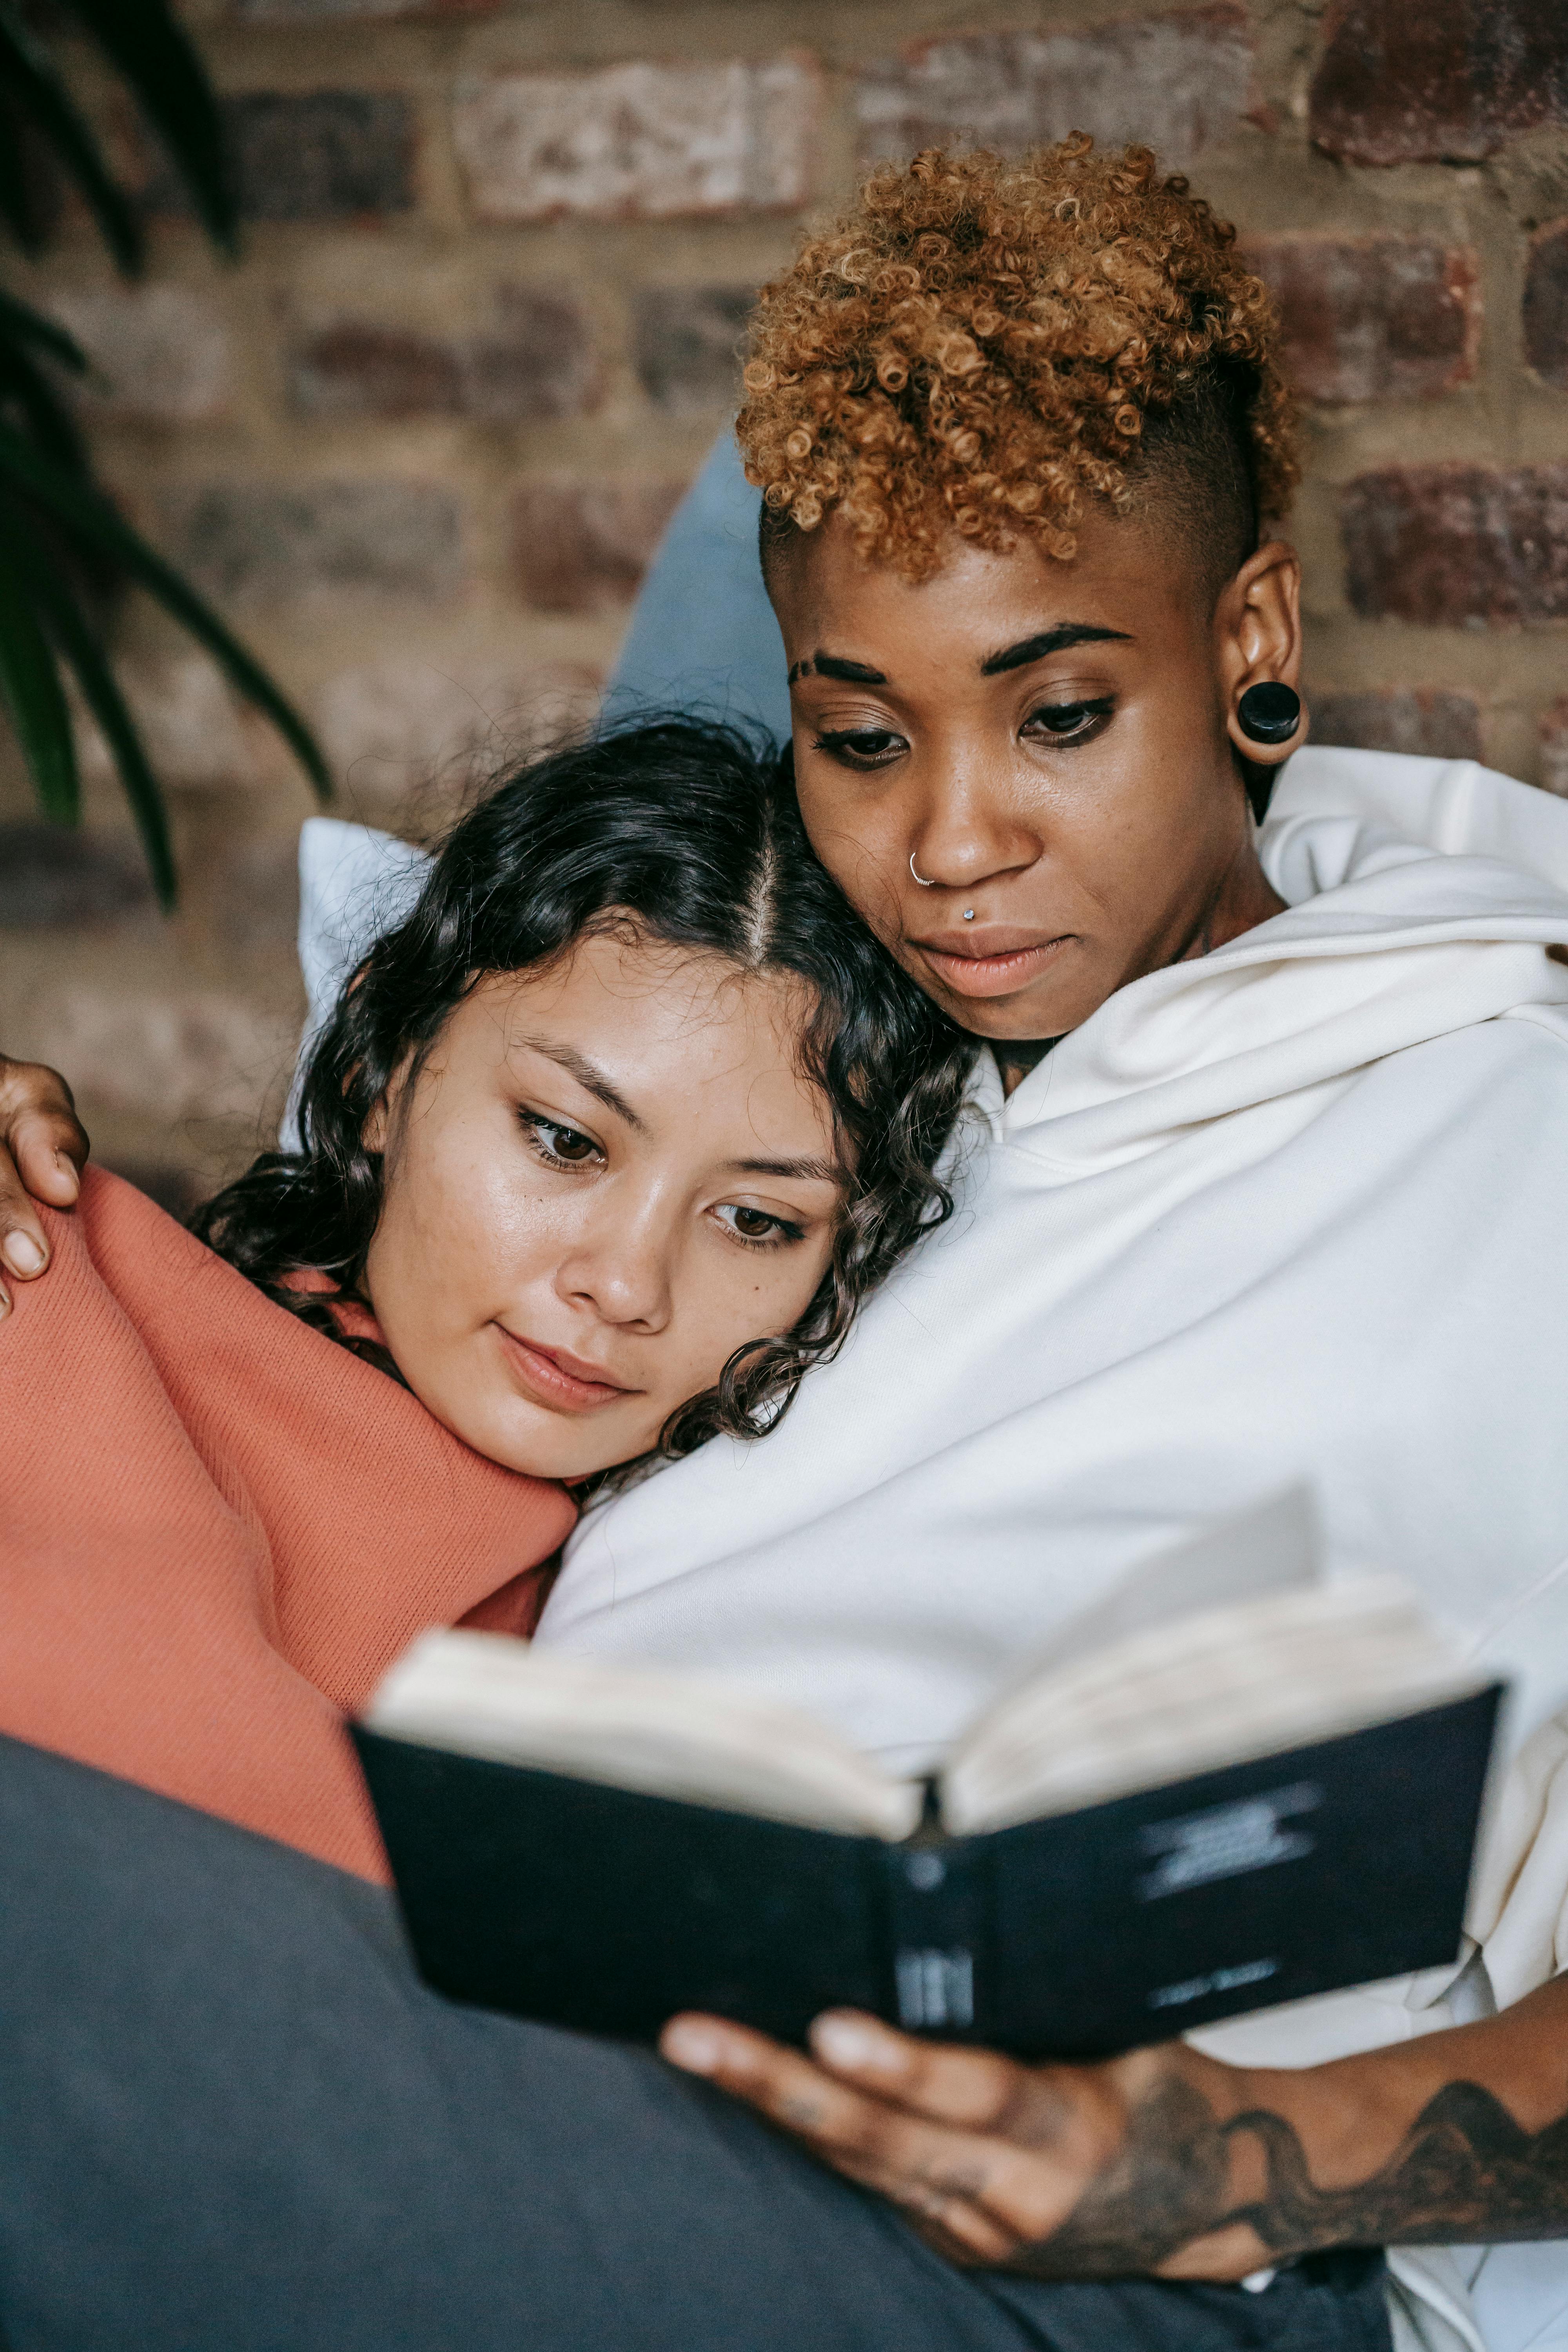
[0,1054,88,1315]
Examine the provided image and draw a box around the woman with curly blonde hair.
[3,136,1568,2352]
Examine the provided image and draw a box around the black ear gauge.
[1237,681,1302,746]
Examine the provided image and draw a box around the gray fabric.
[0,1734,1388,2352]
[604,430,790,742]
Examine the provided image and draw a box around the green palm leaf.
[0,1,142,273]
[61,0,236,255]
[18,512,176,906]
[0,423,330,801]
[0,103,49,257]
[0,509,77,821]
[0,0,328,902]
[0,286,86,374]
[0,337,90,474]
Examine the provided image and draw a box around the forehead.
[452,933,831,1134]
[470,931,798,1044]
[769,508,1203,668]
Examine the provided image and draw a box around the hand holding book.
[660,2001,1259,2279]
[354,1487,1568,2277]
[662,1974,1568,2281]
[357,1490,1501,2059]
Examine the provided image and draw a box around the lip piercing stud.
[910,852,936,887]
[963,909,976,920]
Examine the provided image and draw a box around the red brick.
[633,287,754,416]
[148,93,415,221]
[0,825,153,930]
[76,654,266,796]
[287,288,599,423]
[34,982,300,1125]
[47,284,231,424]
[509,480,686,613]
[289,325,463,420]
[1246,237,1479,406]
[1542,699,1568,797]
[454,58,818,224]
[1310,688,1482,762]
[315,653,602,819]
[1524,221,1568,392]
[1310,0,1568,167]
[1341,465,1568,627]
[159,480,465,610]
[853,5,1255,172]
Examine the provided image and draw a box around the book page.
[941,1576,1483,1834]
[365,1632,924,1840]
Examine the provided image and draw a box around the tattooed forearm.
[1012,2073,1568,2280]
[1229,2083,1568,2255]
[1007,2075,1234,2276]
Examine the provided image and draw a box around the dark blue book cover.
[354,1683,1501,2060]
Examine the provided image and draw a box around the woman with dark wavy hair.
[0,716,970,1879]
[197,715,970,1481]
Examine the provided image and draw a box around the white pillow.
[281,817,433,1147]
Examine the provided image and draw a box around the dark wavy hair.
[194,718,975,1474]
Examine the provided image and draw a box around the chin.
[946,995,1075,1042]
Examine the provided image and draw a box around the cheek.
[793,769,904,944]
[674,1236,836,1393]
[366,1123,546,1346]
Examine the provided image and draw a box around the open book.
[357,1493,1503,2058]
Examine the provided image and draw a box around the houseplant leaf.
[0,507,77,821]
[0,1,142,272]
[60,0,237,255]
[16,505,176,906]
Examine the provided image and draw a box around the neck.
[1172,835,1286,969]
[991,836,1285,1098]
[994,1038,1056,1098]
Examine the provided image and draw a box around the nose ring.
[910,852,936,887]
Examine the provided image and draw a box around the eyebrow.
[789,653,887,684]
[512,1037,646,1132]
[979,624,1132,676]
[727,1154,843,1185]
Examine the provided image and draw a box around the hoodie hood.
[993,755,1568,1174]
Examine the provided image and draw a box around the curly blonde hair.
[738,138,1298,585]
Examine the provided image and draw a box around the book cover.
[355,1682,1501,2060]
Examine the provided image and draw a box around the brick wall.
[3,0,1566,1199]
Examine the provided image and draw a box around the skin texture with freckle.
[771,506,1296,1066]
[361,934,843,1482]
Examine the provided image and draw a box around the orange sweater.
[0,1167,575,1879]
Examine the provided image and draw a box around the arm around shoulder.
[0,1054,88,1312]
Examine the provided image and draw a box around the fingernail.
[813,2015,882,2068]
[2,1233,44,1277]
[662,2021,724,2073]
[0,1285,9,1318]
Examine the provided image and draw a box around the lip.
[494,1325,637,1414]
[908,928,1074,1001]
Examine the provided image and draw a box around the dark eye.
[715,1203,805,1247]
[1021,696,1114,743]
[812,726,906,769]
[523,1113,600,1166]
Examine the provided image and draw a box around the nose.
[552,1187,674,1335]
[909,741,1040,896]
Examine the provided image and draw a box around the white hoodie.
[535,748,1568,2352]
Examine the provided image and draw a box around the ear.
[361,1044,416,1157]
[1216,540,1308,771]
